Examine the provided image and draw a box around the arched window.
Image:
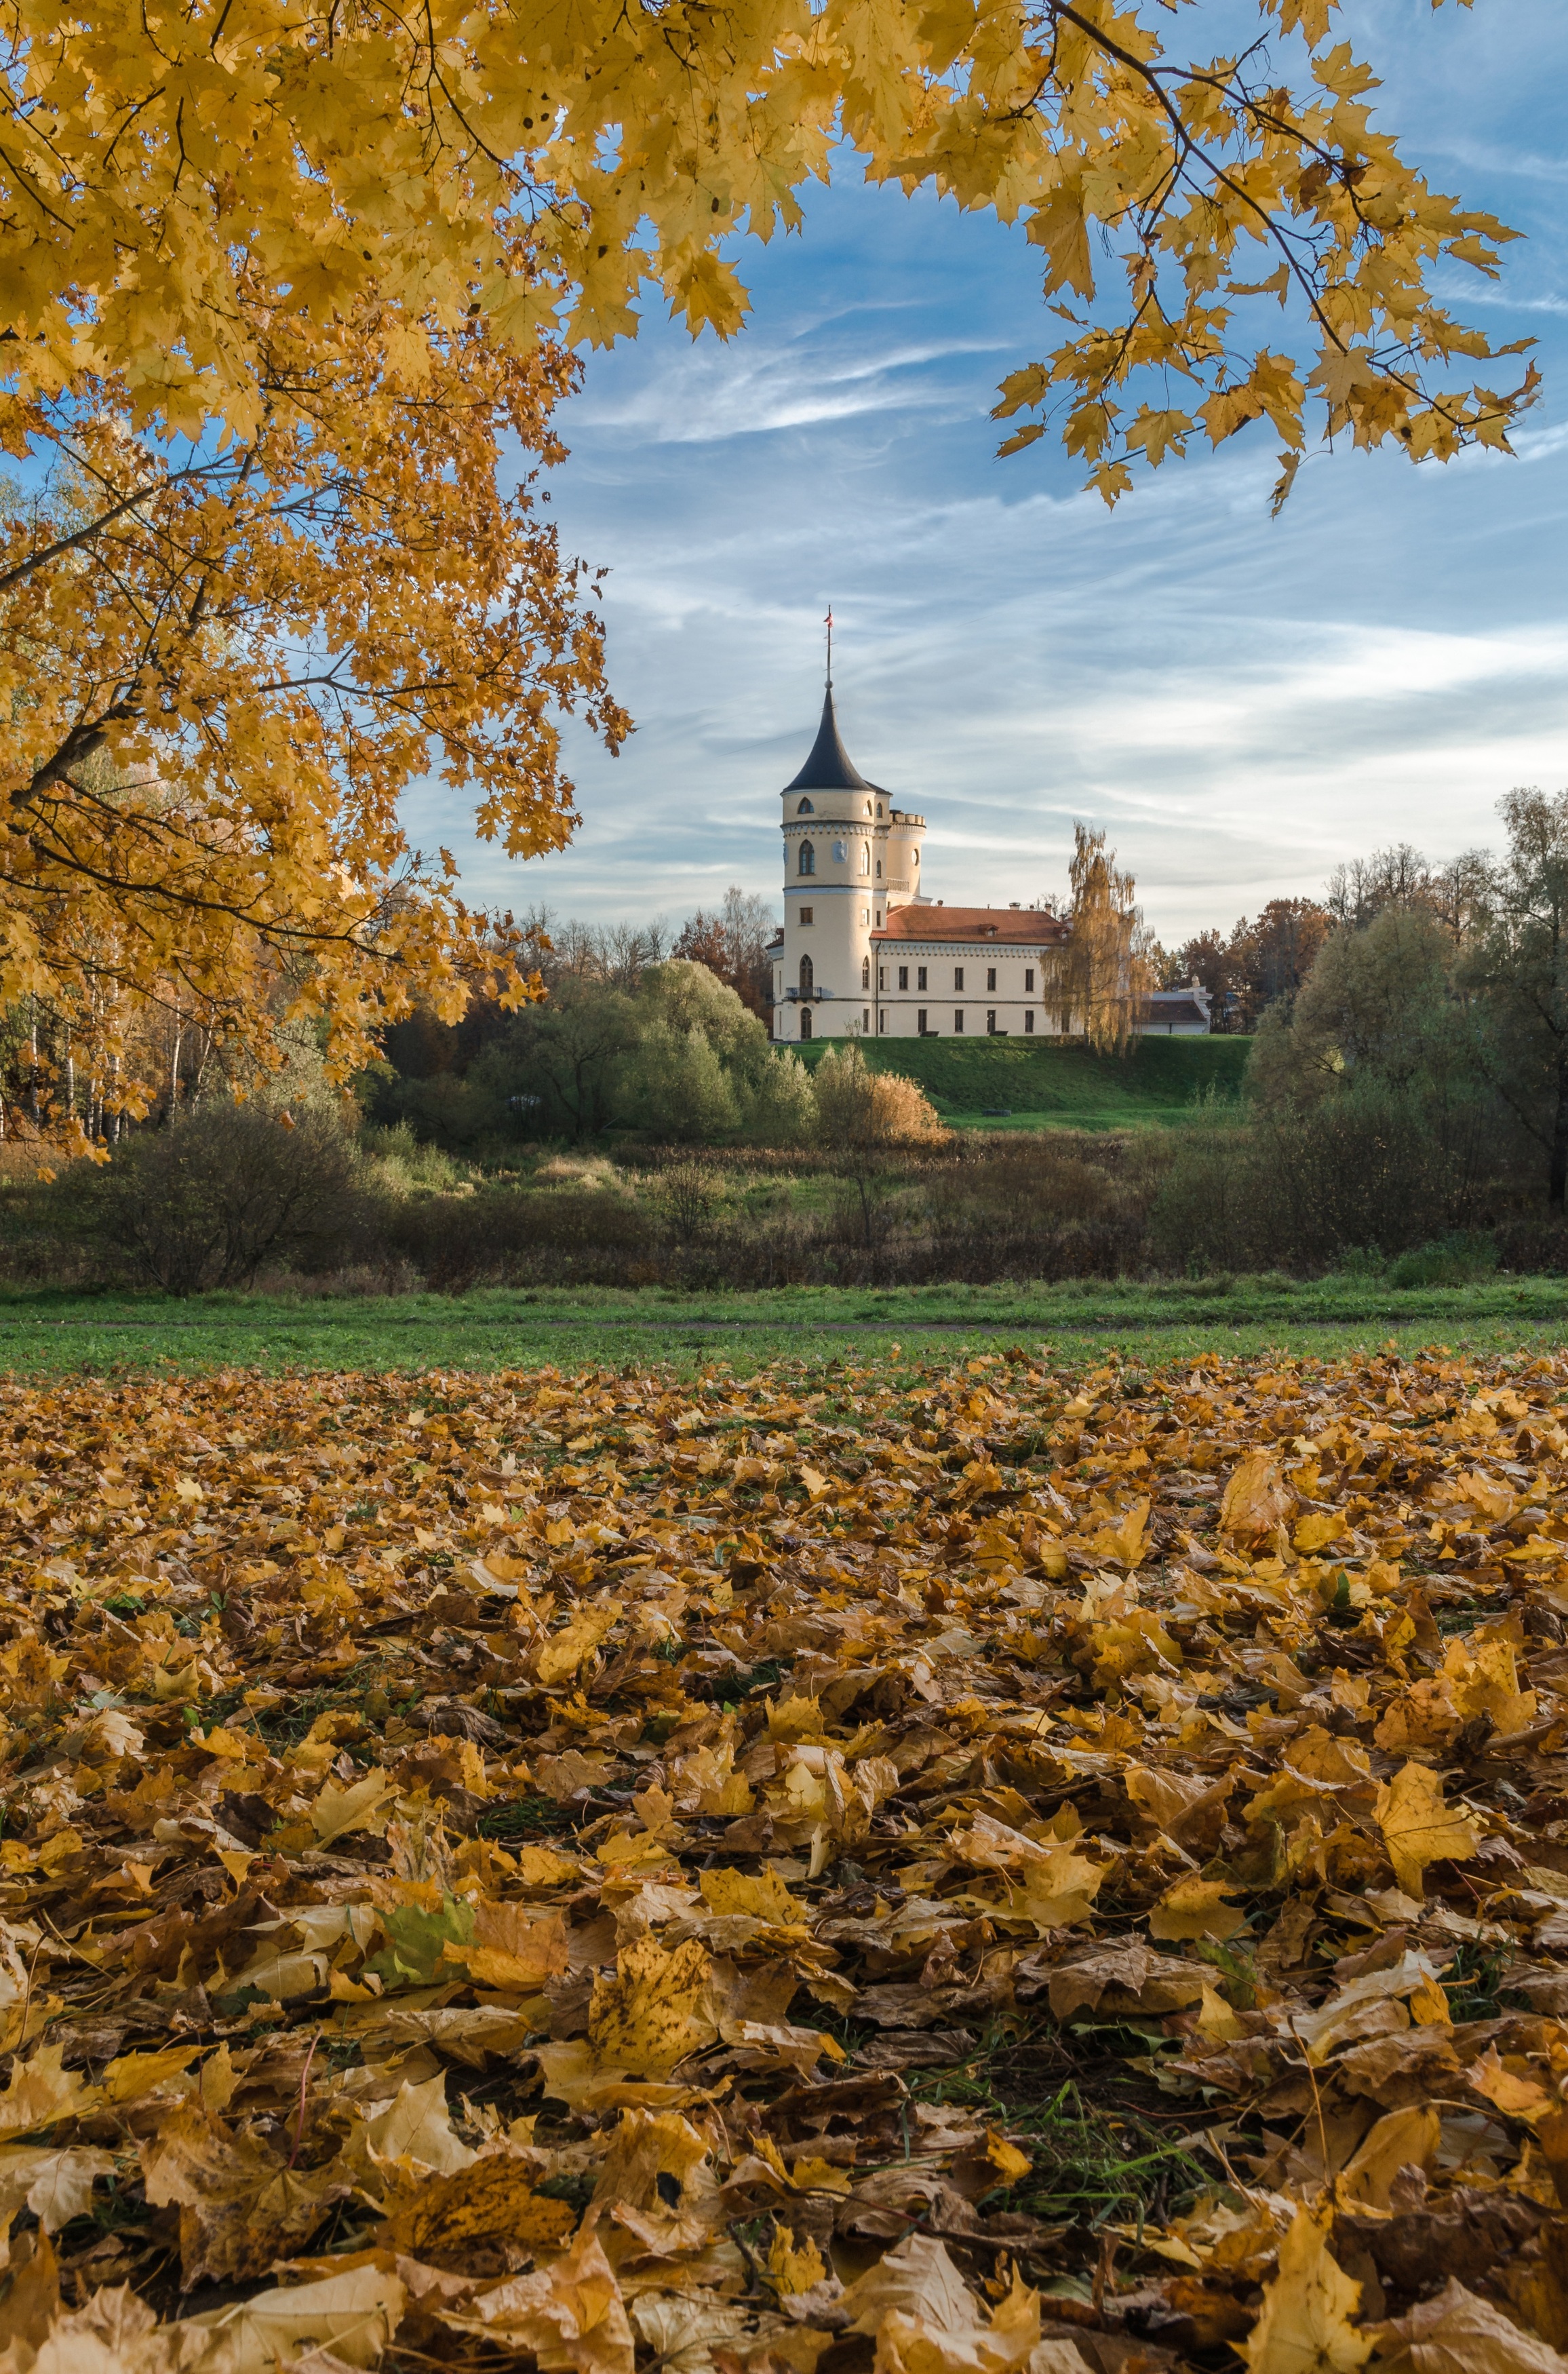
[861,956,870,990]
[799,954,815,996]
[798,840,815,876]
[796,797,814,815]
[800,1008,812,1040]
[859,842,870,874]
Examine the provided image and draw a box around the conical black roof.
[784,687,871,792]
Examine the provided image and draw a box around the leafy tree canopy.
[2,0,1533,503]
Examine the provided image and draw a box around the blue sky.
[409,0,1568,952]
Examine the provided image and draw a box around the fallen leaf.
[1374,2277,1568,2374]
[0,2143,116,2237]
[311,1767,394,1846]
[364,2072,477,2178]
[1375,1764,1481,1899]
[192,2263,406,2373]
[380,2151,576,2261]
[1241,2202,1372,2374]
[588,1937,716,2077]
[1221,1452,1295,1540]
[441,2217,634,2374]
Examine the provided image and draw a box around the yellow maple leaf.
[535,1601,622,1687]
[699,1867,806,1926]
[587,1937,716,2078]
[1375,1762,1480,1899]
[1149,1875,1248,1943]
[1221,1452,1295,1538]
[1242,2203,1373,2374]
[769,2223,827,2296]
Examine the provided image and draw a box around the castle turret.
[773,677,924,1041]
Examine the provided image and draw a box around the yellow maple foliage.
[0,311,627,1137]
[1,0,1531,507]
[1242,2204,1373,2374]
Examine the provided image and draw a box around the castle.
[767,675,1072,1044]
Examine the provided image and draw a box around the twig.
[288,2025,324,2168]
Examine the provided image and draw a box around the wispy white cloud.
[569,334,1008,444]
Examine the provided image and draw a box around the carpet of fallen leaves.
[6,1349,1568,2374]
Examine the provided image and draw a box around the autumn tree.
[1171,897,1331,1030]
[1325,843,1492,942]
[1248,906,1474,1108]
[0,305,627,1144]
[1162,929,1250,1031]
[1464,791,1568,1211]
[673,889,777,1020]
[1044,827,1154,1054]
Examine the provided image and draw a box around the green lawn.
[1,1274,1564,1378]
[797,1032,1250,1127]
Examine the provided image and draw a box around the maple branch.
[1042,0,1348,359]
[0,473,203,596]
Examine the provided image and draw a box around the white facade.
[769,686,1069,1043]
[866,920,1068,1042]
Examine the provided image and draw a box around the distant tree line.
[1159,844,1502,1033]
[1156,790,1568,1239]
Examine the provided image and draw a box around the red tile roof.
[873,905,1068,945]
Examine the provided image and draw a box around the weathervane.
[825,606,833,689]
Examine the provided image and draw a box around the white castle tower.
[768,636,1079,1044]
[770,644,927,1043]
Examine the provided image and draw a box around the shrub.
[813,1042,946,1147]
[380,1180,655,1290]
[659,1161,724,1237]
[99,1104,361,1293]
[1152,1079,1493,1273]
[1387,1231,1497,1288]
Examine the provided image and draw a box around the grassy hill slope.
[798,1032,1250,1128]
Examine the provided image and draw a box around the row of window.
[794,1011,1038,1037]
[788,955,1045,1005]
[893,965,1032,992]
[787,950,1039,997]
[801,957,1045,996]
[879,1011,1038,1034]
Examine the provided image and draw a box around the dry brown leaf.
[190,2263,406,2374]
[378,2152,576,2262]
[588,1937,717,2077]
[1374,2278,1568,2374]
[441,2218,634,2374]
